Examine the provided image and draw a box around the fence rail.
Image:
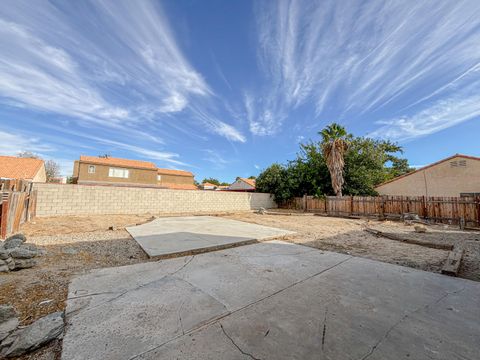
[280,195,480,228]
[0,180,37,239]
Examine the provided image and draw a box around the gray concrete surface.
[62,241,480,360]
[126,216,295,257]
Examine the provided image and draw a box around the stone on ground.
[7,246,38,259]
[3,234,27,249]
[0,305,18,342]
[1,312,64,358]
[13,258,37,269]
[414,224,427,233]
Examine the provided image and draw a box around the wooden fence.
[0,180,37,239]
[280,195,480,228]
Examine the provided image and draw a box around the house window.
[157,175,162,181]
[88,165,96,174]
[108,168,129,178]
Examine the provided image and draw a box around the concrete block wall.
[33,184,276,217]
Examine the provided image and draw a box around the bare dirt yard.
[1,212,479,359]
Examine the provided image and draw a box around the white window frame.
[88,165,96,174]
[157,175,162,181]
[108,167,129,178]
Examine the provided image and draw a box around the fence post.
[422,196,427,220]
[380,196,385,220]
[303,194,307,212]
[477,196,480,228]
[0,198,9,239]
[350,196,354,216]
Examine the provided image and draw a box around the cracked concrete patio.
[62,240,480,360]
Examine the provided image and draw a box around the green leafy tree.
[320,123,349,196]
[256,125,412,201]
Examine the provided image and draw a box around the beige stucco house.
[73,155,196,189]
[157,168,197,190]
[375,154,480,197]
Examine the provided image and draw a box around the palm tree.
[320,123,349,196]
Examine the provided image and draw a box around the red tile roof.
[202,182,217,187]
[79,155,156,170]
[0,156,44,180]
[376,154,480,188]
[240,177,256,188]
[161,183,198,190]
[157,168,193,177]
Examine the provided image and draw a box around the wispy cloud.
[249,0,480,139]
[0,0,244,143]
[0,130,54,155]
[371,86,480,141]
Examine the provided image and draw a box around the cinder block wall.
[33,184,276,217]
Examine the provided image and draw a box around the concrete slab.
[62,241,480,360]
[126,216,295,257]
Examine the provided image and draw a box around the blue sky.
[1,0,480,181]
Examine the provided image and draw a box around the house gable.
[375,154,480,197]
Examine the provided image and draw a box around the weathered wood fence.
[280,195,480,228]
[0,180,37,239]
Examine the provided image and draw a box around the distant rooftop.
[79,155,156,170]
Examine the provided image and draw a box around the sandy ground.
[1,212,479,359]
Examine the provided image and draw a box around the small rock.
[1,311,64,358]
[5,233,26,243]
[0,259,9,272]
[3,238,25,250]
[5,257,15,271]
[414,225,427,233]
[0,305,17,323]
[257,207,266,215]
[20,243,38,252]
[3,234,27,250]
[13,258,37,269]
[8,247,38,259]
[0,305,18,342]
[0,249,10,260]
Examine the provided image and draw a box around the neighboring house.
[200,182,217,190]
[157,168,197,190]
[375,154,480,197]
[0,155,46,182]
[215,185,230,191]
[229,177,256,192]
[49,177,67,184]
[73,155,196,188]
[73,156,158,186]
